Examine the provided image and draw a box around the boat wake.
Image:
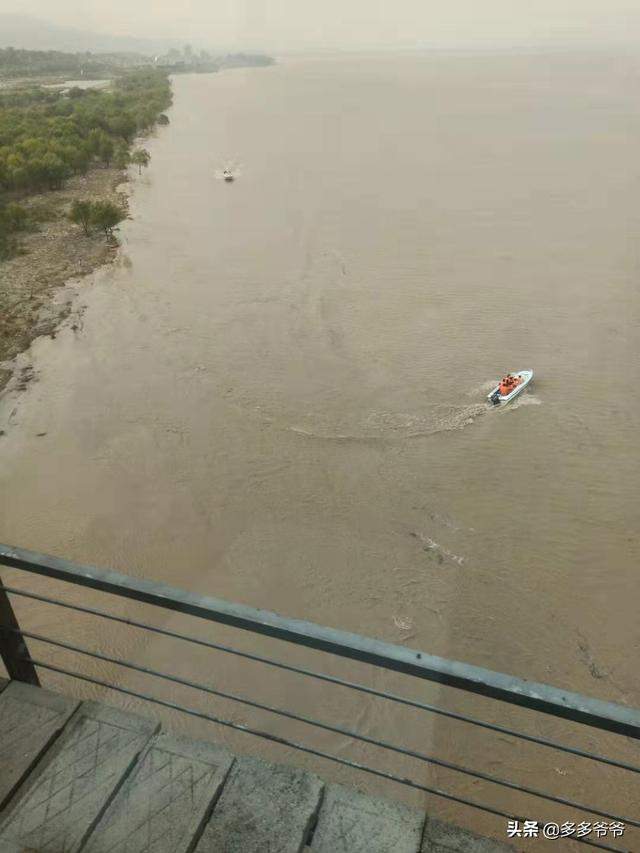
[412,532,466,565]
[235,379,537,444]
[366,404,489,437]
[468,379,500,396]
[501,393,542,411]
[285,402,489,442]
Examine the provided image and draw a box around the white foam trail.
[280,381,537,443]
[392,615,414,631]
[503,394,542,411]
[423,537,465,565]
[469,379,499,395]
[413,531,466,565]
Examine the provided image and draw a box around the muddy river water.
[1,52,639,841]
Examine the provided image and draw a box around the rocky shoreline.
[0,165,128,394]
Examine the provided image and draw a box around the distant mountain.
[0,14,204,55]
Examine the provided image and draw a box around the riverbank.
[0,66,172,395]
[0,165,127,394]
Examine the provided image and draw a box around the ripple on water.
[392,614,414,631]
[501,394,542,411]
[284,402,488,441]
[261,378,540,442]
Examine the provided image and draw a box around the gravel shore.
[0,166,128,393]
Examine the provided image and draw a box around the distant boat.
[223,169,234,183]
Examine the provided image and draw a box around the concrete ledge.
[310,783,426,853]
[0,684,525,853]
[422,818,516,852]
[84,732,235,853]
[196,755,324,853]
[0,680,78,813]
[0,700,157,853]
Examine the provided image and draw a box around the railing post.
[0,574,40,685]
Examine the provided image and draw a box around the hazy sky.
[8,0,640,51]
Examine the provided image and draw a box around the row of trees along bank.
[0,68,171,257]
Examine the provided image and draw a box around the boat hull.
[487,370,533,404]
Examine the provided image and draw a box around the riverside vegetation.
[0,68,169,257]
[0,65,172,391]
[0,45,274,84]
[0,46,146,82]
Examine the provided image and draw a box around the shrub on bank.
[68,198,126,237]
[0,201,29,258]
[130,148,150,175]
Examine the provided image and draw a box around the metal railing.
[1,543,638,852]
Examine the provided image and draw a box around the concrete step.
[422,818,516,852]
[0,700,157,853]
[195,754,324,853]
[309,783,426,853]
[0,683,521,853]
[0,680,78,813]
[83,733,234,853]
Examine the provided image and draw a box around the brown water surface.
[1,53,639,843]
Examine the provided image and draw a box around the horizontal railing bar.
[5,584,639,776]
[2,544,639,738]
[23,656,630,853]
[18,627,638,827]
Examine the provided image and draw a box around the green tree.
[40,152,69,189]
[109,113,137,143]
[90,200,126,237]
[4,202,28,231]
[69,199,93,235]
[0,215,13,258]
[70,143,92,175]
[0,230,10,259]
[86,128,105,156]
[113,143,130,170]
[130,148,151,175]
[98,136,114,167]
[0,202,25,258]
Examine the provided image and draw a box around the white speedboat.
[223,169,234,182]
[488,370,533,405]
